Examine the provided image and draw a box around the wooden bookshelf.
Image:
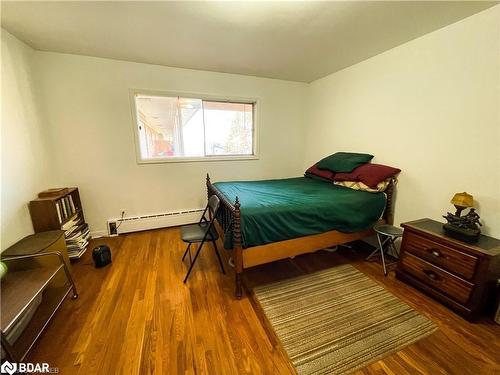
[29,188,90,259]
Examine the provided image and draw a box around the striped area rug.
[254,264,437,375]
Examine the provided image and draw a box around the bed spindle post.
[384,178,395,225]
[206,173,211,200]
[233,196,243,299]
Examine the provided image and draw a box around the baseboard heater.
[107,208,204,235]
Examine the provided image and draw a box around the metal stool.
[366,224,403,276]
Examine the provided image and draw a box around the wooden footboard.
[207,174,244,297]
[206,174,396,299]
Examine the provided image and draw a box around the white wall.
[34,53,307,235]
[1,30,55,250]
[305,6,500,237]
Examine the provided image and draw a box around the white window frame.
[129,89,260,164]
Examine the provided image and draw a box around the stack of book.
[62,214,91,259]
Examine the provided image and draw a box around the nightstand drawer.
[400,252,474,305]
[403,231,478,280]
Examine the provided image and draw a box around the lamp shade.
[451,192,473,208]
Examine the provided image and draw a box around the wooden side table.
[1,252,78,362]
[396,218,500,320]
[3,231,71,287]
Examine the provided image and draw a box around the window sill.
[137,155,259,164]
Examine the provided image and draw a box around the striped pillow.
[334,179,391,193]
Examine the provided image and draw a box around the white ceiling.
[1,1,497,82]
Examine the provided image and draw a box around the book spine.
[62,198,68,220]
[65,197,71,218]
[58,199,64,221]
[69,195,76,214]
[55,201,62,224]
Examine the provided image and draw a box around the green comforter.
[213,177,386,249]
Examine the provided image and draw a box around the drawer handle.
[425,247,442,258]
[423,269,441,281]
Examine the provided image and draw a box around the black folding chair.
[181,195,225,283]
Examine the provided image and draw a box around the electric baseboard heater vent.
[107,208,204,235]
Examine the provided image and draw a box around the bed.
[206,174,396,298]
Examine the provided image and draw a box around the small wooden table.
[396,218,500,320]
[3,231,72,287]
[3,230,71,268]
[1,232,78,361]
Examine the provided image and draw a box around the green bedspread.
[213,177,386,249]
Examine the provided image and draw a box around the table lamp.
[443,191,481,243]
[450,192,473,216]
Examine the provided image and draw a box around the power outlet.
[109,221,117,235]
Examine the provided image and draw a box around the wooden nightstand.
[396,218,500,320]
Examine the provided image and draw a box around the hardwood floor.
[28,228,500,374]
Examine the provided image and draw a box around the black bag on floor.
[92,245,112,268]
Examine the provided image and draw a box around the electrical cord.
[115,211,125,230]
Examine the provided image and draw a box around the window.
[132,92,257,162]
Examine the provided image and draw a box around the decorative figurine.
[443,192,481,243]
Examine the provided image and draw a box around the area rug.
[253,264,437,375]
